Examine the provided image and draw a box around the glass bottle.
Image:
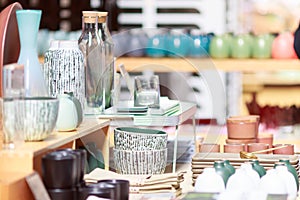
[97,12,114,108]
[78,11,105,113]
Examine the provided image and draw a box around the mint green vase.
[16,10,47,97]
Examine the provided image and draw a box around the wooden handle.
[251,145,287,154]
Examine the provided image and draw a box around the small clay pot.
[273,144,294,155]
[247,143,270,154]
[227,117,257,139]
[257,133,273,147]
[199,143,220,153]
[224,143,245,153]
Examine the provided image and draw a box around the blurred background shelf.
[116,57,300,73]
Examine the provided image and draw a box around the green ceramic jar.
[231,34,252,59]
[250,160,266,177]
[279,159,299,190]
[214,160,231,185]
[209,34,231,58]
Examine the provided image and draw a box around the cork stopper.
[82,11,98,23]
[97,12,107,23]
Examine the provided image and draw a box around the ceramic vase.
[250,160,266,177]
[56,94,78,132]
[259,169,288,196]
[279,159,299,190]
[43,40,85,110]
[226,168,258,195]
[223,160,235,176]
[274,165,297,199]
[16,10,48,97]
[194,167,225,193]
[213,160,231,185]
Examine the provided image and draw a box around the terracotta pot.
[199,143,220,153]
[226,138,257,152]
[229,115,260,138]
[273,144,294,155]
[224,143,245,153]
[257,133,273,147]
[226,117,257,139]
[247,143,270,154]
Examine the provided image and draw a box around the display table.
[95,101,197,173]
[0,118,110,200]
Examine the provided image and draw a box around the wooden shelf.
[115,57,300,73]
[0,118,110,173]
[0,118,110,200]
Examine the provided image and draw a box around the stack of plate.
[191,152,299,183]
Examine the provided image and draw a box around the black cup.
[42,151,77,189]
[98,179,129,200]
[56,148,82,185]
[73,149,87,183]
[47,188,76,200]
[78,182,117,200]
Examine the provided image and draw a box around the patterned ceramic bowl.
[3,97,59,141]
[114,127,167,150]
[113,148,167,175]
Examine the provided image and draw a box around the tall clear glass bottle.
[97,12,114,108]
[78,11,105,113]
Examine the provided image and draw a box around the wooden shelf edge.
[116,57,300,73]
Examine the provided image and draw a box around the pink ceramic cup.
[273,144,294,155]
[257,133,273,148]
[227,117,257,139]
[199,143,220,153]
[230,115,260,138]
[247,143,270,154]
[224,143,245,153]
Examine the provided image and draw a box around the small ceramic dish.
[224,143,245,153]
[273,144,294,155]
[247,143,270,154]
[257,133,274,147]
[199,143,220,153]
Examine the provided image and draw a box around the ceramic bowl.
[114,127,167,150]
[273,144,294,155]
[227,116,257,139]
[113,148,167,175]
[224,143,245,153]
[257,133,273,147]
[3,97,59,141]
[199,143,220,153]
[247,143,270,153]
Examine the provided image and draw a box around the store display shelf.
[115,57,300,73]
[0,118,110,173]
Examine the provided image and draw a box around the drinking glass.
[2,63,25,149]
[134,75,160,108]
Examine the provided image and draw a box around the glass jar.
[78,11,105,113]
